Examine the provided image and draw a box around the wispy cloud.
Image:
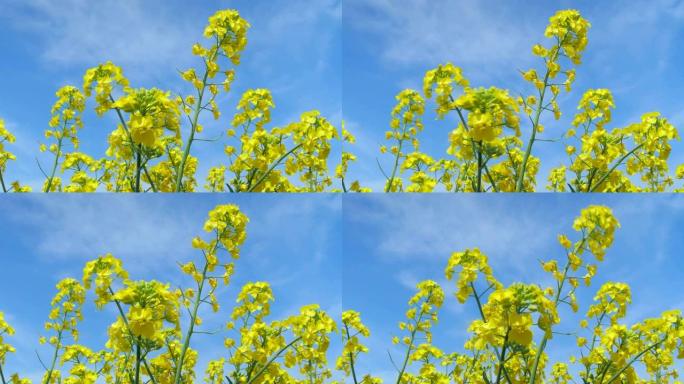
[346,195,561,278]
[1,195,341,281]
[0,0,197,75]
[345,0,537,72]
[3,196,197,274]
[344,194,684,377]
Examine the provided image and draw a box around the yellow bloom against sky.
[2,0,684,382]
[343,194,684,381]
[345,0,684,192]
[0,193,682,382]
[0,194,342,381]
[0,0,343,192]
[1,1,683,192]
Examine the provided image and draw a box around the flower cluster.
[0,119,30,192]
[338,311,378,382]
[348,205,684,384]
[0,204,384,384]
[367,8,684,193]
[40,86,86,192]
[0,7,357,194]
[392,280,445,383]
[0,312,15,366]
[381,89,427,192]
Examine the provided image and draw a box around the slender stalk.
[596,360,613,384]
[245,337,302,384]
[476,145,483,192]
[453,107,498,192]
[173,261,210,384]
[527,234,589,384]
[0,170,7,193]
[108,288,158,384]
[396,302,428,384]
[142,165,157,193]
[135,341,142,384]
[603,340,663,384]
[516,70,550,192]
[135,148,142,193]
[345,324,359,384]
[246,144,302,192]
[44,312,67,384]
[483,164,499,193]
[516,35,567,192]
[108,96,157,193]
[386,122,409,193]
[470,282,487,321]
[45,137,64,193]
[395,328,418,384]
[588,143,643,192]
[469,283,512,384]
[175,60,215,192]
[494,329,510,384]
[0,363,7,384]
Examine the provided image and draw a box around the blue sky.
[0,194,342,380]
[3,1,684,191]
[343,0,684,190]
[0,0,341,189]
[344,194,684,381]
[2,194,684,381]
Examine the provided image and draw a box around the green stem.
[516,72,550,192]
[588,143,643,192]
[476,145,483,192]
[174,66,212,192]
[142,165,158,193]
[135,341,142,384]
[453,107,498,192]
[108,288,159,384]
[108,96,157,193]
[396,309,426,384]
[470,282,487,321]
[495,329,510,384]
[246,144,302,192]
[0,170,7,193]
[603,340,663,384]
[469,283,513,384]
[386,124,409,193]
[345,325,359,384]
[515,33,569,193]
[173,261,210,384]
[0,363,7,384]
[527,240,582,384]
[245,337,302,384]
[483,163,499,193]
[44,313,67,384]
[45,137,64,193]
[135,147,142,193]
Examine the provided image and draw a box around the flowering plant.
[376,9,683,193]
[0,204,348,383]
[347,205,684,383]
[0,9,362,193]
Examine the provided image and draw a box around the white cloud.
[3,196,197,274]
[2,195,341,280]
[347,195,561,278]
[345,0,537,72]
[0,0,197,75]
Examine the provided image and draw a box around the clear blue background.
[343,0,684,190]
[344,194,684,380]
[0,0,341,189]
[0,194,342,380]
